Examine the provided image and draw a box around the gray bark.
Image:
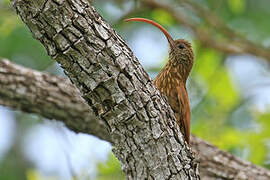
[0,59,109,141]
[1,59,270,179]
[11,0,199,179]
[191,136,270,180]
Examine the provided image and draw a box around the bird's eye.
[178,44,185,49]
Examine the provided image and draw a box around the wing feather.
[176,85,190,144]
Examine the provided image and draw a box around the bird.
[125,18,194,144]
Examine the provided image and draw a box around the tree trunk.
[11,0,199,179]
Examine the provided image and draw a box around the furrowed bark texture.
[12,0,199,179]
[1,59,270,179]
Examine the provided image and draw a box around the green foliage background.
[1,0,270,179]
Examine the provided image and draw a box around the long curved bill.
[124,18,174,48]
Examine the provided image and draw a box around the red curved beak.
[124,18,174,48]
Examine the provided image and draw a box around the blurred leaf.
[26,169,40,180]
[97,153,125,180]
[257,113,270,137]
[208,67,239,108]
[246,132,267,165]
[2,0,10,5]
[0,12,19,36]
[0,23,53,70]
[195,47,239,108]
[213,128,243,150]
[195,48,222,80]
[26,169,57,180]
[151,9,174,26]
[228,0,246,14]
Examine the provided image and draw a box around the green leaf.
[228,0,246,14]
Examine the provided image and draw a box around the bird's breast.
[155,73,181,94]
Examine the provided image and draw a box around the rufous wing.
[176,85,191,144]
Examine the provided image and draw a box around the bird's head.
[124,18,194,76]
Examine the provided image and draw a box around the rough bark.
[191,136,270,180]
[2,60,270,180]
[12,0,199,179]
[0,59,109,141]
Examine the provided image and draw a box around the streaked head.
[124,18,194,75]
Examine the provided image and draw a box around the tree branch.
[1,59,270,179]
[12,0,199,179]
[0,59,110,142]
[191,136,270,180]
